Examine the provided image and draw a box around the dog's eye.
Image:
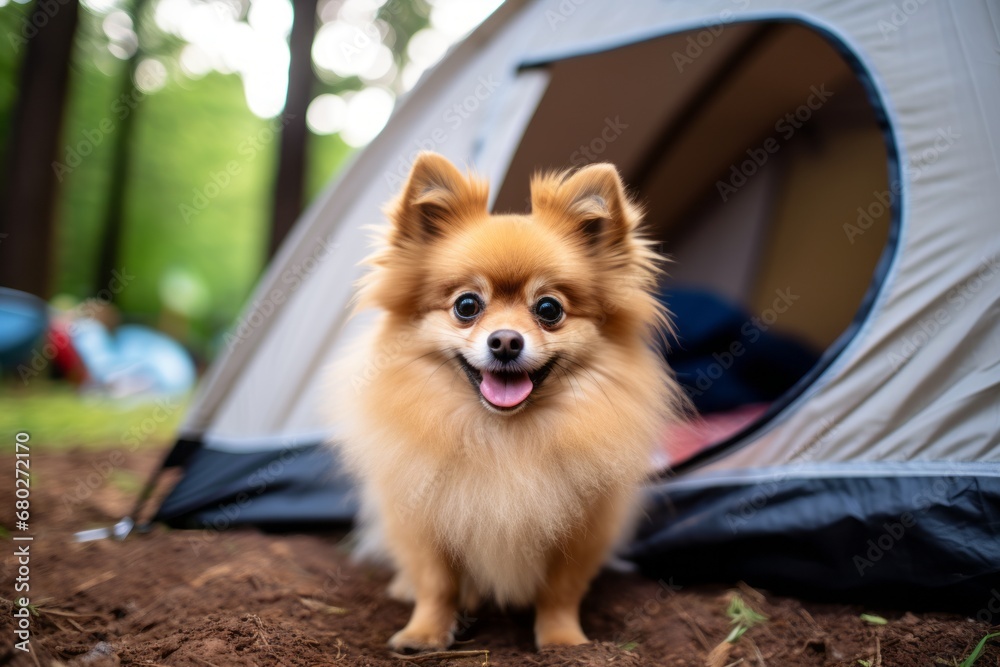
[534,297,563,325]
[454,293,483,321]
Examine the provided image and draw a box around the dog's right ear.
[387,152,487,245]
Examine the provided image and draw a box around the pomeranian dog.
[330,152,681,651]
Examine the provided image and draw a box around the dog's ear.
[387,152,487,244]
[531,163,635,251]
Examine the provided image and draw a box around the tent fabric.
[156,444,353,528]
[630,463,1000,609]
[0,288,48,369]
[150,0,1000,607]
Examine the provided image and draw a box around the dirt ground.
[2,448,998,667]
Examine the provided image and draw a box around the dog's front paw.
[536,626,589,648]
[388,626,455,653]
[535,610,589,648]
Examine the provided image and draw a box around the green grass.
[0,381,187,450]
[860,613,888,625]
[724,593,768,643]
[108,468,144,494]
[958,632,1000,667]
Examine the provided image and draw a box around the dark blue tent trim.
[153,441,357,529]
[161,436,202,468]
[152,436,1000,609]
[628,470,1000,609]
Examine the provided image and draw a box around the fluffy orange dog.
[331,152,681,651]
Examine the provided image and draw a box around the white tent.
[149,0,999,606]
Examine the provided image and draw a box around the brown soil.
[2,448,997,666]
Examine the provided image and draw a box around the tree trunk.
[0,0,81,298]
[268,0,319,259]
[94,0,150,299]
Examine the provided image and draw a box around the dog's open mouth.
[456,355,556,411]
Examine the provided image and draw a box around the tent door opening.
[490,20,898,469]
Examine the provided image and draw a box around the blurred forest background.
[0,0,501,360]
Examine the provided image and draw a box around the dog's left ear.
[388,151,488,245]
[532,163,636,251]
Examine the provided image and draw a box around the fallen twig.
[797,607,821,632]
[389,649,490,664]
[671,600,713,653]
[246,614,289,666]
[736,582,766,607]
[39,607,104,619]
[707,641,733,667]
[745,637,766,667]
[299,597,348,615]
[73,571,116,594]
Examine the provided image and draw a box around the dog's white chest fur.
[376,443,596,607]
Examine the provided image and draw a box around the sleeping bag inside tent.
[142,1,999,610]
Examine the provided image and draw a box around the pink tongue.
[479,370,533,409]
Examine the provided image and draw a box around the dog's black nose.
[488,329,523,362]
